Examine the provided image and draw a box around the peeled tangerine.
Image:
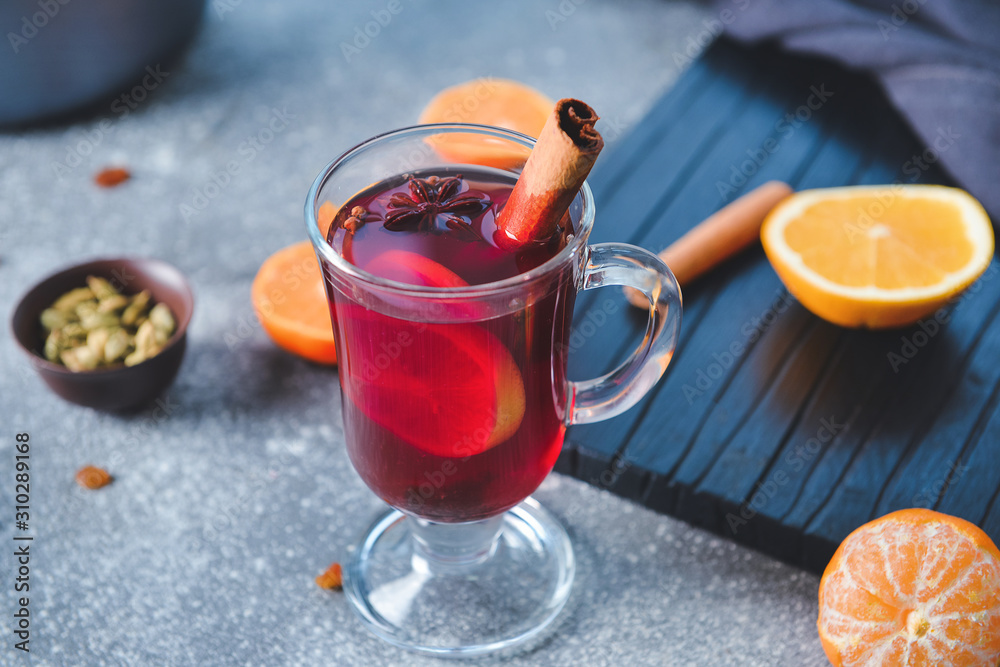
[761,185,994,328]
[818,508,1000,666]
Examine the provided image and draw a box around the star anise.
[383,175,490,239]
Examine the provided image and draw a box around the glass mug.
[306,124,681,657]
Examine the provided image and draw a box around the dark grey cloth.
[713,0,1000,223]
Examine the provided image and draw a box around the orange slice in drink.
[418,79,553,169]
[339,307,525,458]
[818,508,1000,666]
[762,185,994,328]
[251,241,337,365]
[364,249,469,288]
[364,249,489,320]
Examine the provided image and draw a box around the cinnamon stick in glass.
[494,99,604,251]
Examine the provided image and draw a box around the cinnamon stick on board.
[624,181,794,307]
[494,99,604,251]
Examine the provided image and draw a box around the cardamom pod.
[52,287,94,312]
[40,308,70,330]
[149,302,175,335]
[149,303,175,345]
[61,323,87,340]
[123,349,147,367]
[87,329,111,364]
[86,275,118,300]
[121,290,151,326]
[75,300,98,318]
[97,294,129,313]
[104,329,131,363]
[134,320,158,356]
[61,346,99,371]
[80,311,118,332]
[44,330,64,362]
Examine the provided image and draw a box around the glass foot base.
[342,497,575,658]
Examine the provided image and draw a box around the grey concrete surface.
[1,1,830,665]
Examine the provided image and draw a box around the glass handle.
[568,243,682,425]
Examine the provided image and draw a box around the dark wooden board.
[557,38,1000,574]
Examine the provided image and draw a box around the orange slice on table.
[317,200,337,237]
[761,185,994,328]
[818,508,1000,666]
[338,306,525,457]
[419,79,554,168]
[251,240,337,365]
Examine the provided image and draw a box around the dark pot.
[0,0,205,126]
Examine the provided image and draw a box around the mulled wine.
[324,167,574,521]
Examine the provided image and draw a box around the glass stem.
[410,515,504,574]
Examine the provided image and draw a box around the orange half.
[762,185,994,328]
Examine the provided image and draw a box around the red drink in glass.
[324,167,575,522]
[308,124,680,654]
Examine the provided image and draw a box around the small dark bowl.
[11,258,194,411]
